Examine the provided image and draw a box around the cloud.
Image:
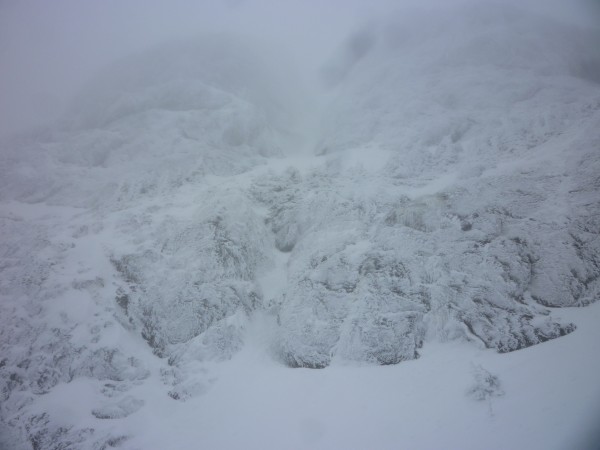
[0,0,597,137]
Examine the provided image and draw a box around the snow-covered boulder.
[265,4,600,368]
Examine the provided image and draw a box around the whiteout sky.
[1,1,600,449]
[0,0,598,138]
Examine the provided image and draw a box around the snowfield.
[1,3,600,449]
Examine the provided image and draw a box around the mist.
[2,1,600,449]
[0,0,364,137]
[1,0,598,138]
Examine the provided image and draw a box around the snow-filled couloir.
[1,4,600,449]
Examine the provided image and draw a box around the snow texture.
[1,4,600,449]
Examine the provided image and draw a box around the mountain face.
[1,5,600,449]
[274,5,600,368]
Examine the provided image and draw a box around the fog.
[1,0,598,138]
[0,0,370,137]
[2,1,600,449]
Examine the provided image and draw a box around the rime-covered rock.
[1,5,599,448]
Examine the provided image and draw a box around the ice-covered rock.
[91,396,144,419]
[1,4,599,448]
[262,4,600,367]
[0,35,300,448]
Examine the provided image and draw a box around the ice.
[1,3,599,449]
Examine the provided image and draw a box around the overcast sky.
[0,0,597,138]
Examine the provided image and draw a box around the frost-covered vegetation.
[260,5,600,368]
[1,3,600,449]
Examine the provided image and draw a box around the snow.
[1,3,600,449]
[256,249,290,306]
[34,301,597,450]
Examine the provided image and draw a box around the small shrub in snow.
[467,365,505,401]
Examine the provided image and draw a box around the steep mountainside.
[1,5,599,449]
[270,5,600,368]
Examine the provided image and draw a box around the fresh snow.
[1,3,600,449]
[21,301,600,450]
[129,301,600,450]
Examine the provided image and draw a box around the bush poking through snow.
[467,365,505,402]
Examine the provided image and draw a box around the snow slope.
[1,4,600,449]
[61,301,600,450]
[266,4,600,368]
